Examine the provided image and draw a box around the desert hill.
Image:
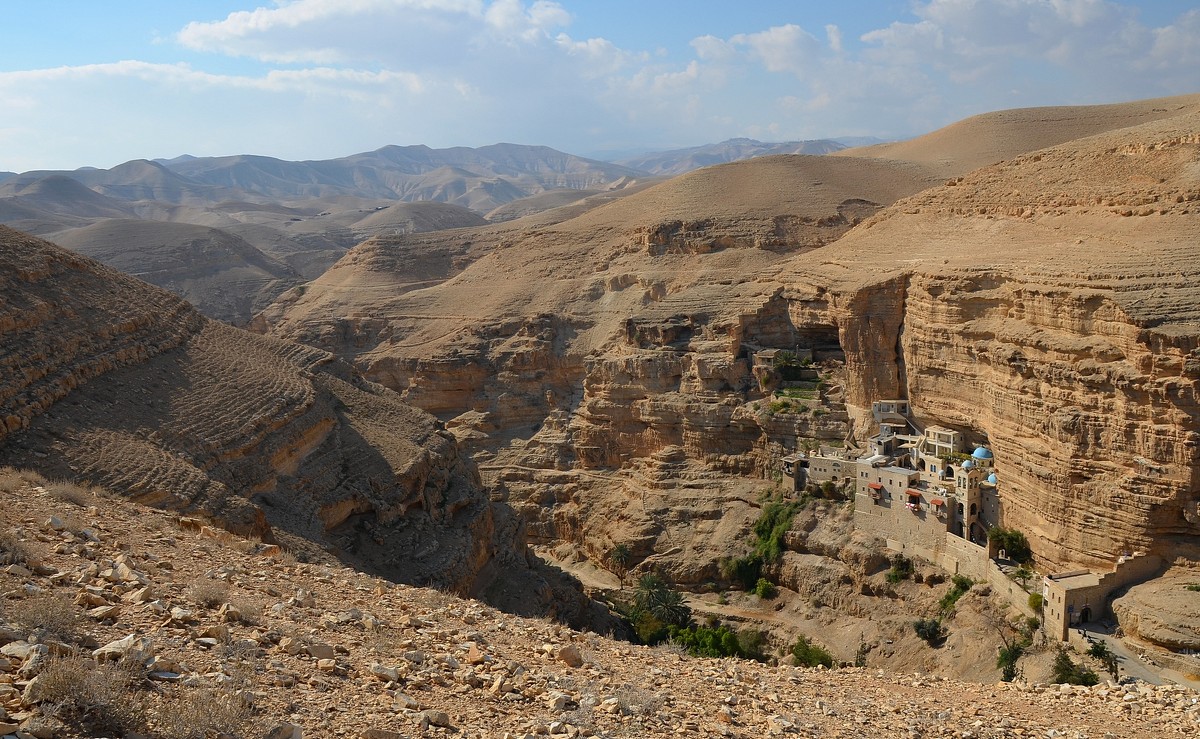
[46,219,304,325]
[616,137,847,175]
[9,161,237,207]
[836,93,1200,177]
[347,200,487,235]
[0,145,653,323]
[254,92,1200,629]
[483,176,669,224]
[0,175,138,232]
[1,478,1191,739]
[0,226,591,621]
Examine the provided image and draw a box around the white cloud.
[178,0,569,65]
[825,25,843,54]
[729,24,823,75]
[3,1,1200,172]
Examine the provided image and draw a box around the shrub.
[720,555,763,591]
[752,497,798,563]
[938,575,973,616]
[0,529,31,566]
[1186,584,1200,592]
[1028,592,1044,613]
[790,636,834,668]
[46,480,93,506]
[988,527,1033,563]
[885,554,914,584]
[913,618,947,647]
[228,598,263,626]
[754,578,778,600]
[1051,648,1100,685]
[154,687,255,739]
[736,629,767,661]
[666,624,753,660]
[996,643,1024,682]
[34,654,146,735]
[13,593,83,643]
[189,580,230,609]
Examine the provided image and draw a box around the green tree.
[608,543,632,588]
[988,527,1033,563]
[886,554,914,584]
[1012,562,1035,590]
[938,575,974,616]
[634,574,691,628]
[996,643,1024,682]
[1051,648,1100,686]
[1088,640,1120,679]
[913,618,947,647]
[791,636,834,668]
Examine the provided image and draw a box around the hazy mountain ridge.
[615,137,849,175]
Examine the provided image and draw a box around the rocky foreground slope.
[1,477,1195,739]
[0,226,591,622]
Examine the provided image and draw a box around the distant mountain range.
[607,136,892,175]
[0,137,890,325]
[3,143,645,212]
[613,137,845,175]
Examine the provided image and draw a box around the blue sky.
[1,0,1197,171]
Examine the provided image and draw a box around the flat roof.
[881,466,918,475]
[1046,572,1101,590]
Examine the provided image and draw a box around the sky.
[1,0,1198,171]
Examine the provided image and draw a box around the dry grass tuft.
[35,654,147,736]
[0,528,31,566]
[0,466,24,493]
[153,686,256,739]
[12,592,83,642]
[0,467,49,492]
[228,597,263,626]
[189,579,230,608]
[46,479,95,506]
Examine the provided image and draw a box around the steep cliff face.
[0,226,570,603]
[821,266,1200,569]
[805,110,1200,570]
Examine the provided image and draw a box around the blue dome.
[987,472,999,485]
[971,446,994,460]
[962,460,975,470]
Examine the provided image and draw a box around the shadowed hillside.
[0,226,597,623]
[48,219,303,325]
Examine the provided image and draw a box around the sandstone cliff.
[793,107,1200,570]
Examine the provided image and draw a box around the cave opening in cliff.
[795,325,843,363]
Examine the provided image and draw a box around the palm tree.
[635,573,691,628]
[608,543,631,588]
